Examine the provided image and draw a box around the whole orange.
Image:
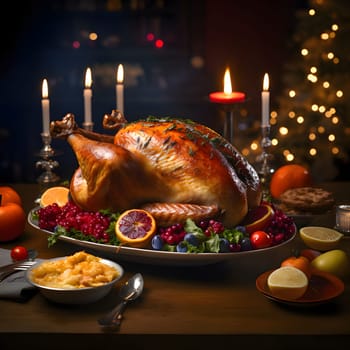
[270,164,312,199]
[0,186,22,206]
[0,200,26,242]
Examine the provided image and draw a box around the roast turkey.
[50,112,262,227]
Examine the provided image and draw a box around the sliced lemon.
[40,186,70,207]
[115,209,157,248]
[267,266,308,300]
[299,226,343,251]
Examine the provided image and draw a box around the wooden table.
[1,183,350,350]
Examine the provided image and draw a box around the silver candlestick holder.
[35,133,61,202]
[256,125,275,200]
[83,122,94,131]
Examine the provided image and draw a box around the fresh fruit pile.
[265,245,349,301]
[35,199,295,253]
[34,201,119,246]
[150,204,295,253]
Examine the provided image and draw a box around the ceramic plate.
[28,209,296,266]
[256,269,344,306]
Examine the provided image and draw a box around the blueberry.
[219,238,230,253]
[229,243,241,252]
[184,233,199,247]
[176,241,188,252]
[235,225,247,235]
[151,235,164,250]
[240,237,253,251]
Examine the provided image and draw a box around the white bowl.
[26,256,124,304]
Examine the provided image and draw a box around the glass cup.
[335,205,350,234]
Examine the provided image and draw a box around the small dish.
[26,255,124,304]
[256,269,344,306]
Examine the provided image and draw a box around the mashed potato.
[30,251,119,289]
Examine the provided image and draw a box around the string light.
[332,147,340,155]
[288,90,296,98]
[319,105,326,113]
[328,134,335,142]
[279,127,288,136]
[310,66,317,73]
[309,133,316,141]
[250,141,259,151]
[272,3,347,174]
[271,138,278,146]
[336,90,343,97]
[296,116,304,124]
[309,148,317,156]
[286,153,294,161]
[332,116,339,124]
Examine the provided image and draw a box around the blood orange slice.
[115,209,157,248]
[241,203,274,234]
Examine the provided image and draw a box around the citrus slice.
[115,209,157,248]
[241,203,274,234]
[267,266,308,300]
[40,186,70,207]
[299,226,343,251]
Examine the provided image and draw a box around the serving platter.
[256,269,344,306]
[28,210,296,266]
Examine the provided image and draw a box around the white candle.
[336,205,350,233]
[116,64,124,114]
[84,67,93,124]
[261,73,270,127]
[41,78,50,135]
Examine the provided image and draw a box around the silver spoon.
[98,273,144,328]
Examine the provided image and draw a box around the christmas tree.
[273,0,350,181]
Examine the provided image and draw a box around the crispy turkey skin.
[51,114,262,228]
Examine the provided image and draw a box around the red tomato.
[281,255,312,279]
[250,230,273,249]
[10,246,29,261]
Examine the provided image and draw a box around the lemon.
[267,266,308,300]
[299,226,343,251]
[40,186,70,207]
[311,249,350,279]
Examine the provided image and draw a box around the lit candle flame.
[223,68,232,95]
[263,73,269,91]
[117,64,124,84]
[42,78,48,98]
[85,67,92,88]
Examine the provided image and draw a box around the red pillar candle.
[209,68,246,104]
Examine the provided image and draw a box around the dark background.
[0,0,303,183]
